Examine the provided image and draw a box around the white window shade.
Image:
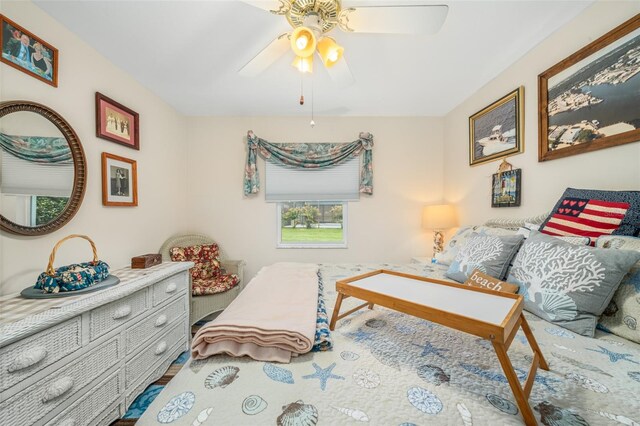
[265,157,360,202]
[1,151,73,197]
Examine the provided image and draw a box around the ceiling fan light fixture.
[317,37,343,68]
[290,26,317,57]
[292,55,313,73]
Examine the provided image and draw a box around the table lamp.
[422,204,457,259]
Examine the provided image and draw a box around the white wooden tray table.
[329,269,549,426]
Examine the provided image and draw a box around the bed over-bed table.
[138,262,640,426]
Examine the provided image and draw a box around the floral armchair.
[159,234,246,325]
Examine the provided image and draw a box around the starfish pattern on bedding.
[587,346,640,365]
[302,362,345,391]
[413,341,449,358]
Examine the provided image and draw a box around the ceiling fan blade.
[239,33,290,77]
[239,0,291,15]
[339,5,448,34]
[323,55,355,87]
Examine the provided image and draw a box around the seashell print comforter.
[139,263,640,425]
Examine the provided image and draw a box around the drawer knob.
[113,305,132,320]
[155,314,168,327]
[7,346,47,373]
[42,376,74,403]
[155,341,168,355]
[165,283,177,293]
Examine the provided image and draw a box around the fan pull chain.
[310,72,315,128]
[299,73,304,105]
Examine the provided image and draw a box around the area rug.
[135,263,640,425]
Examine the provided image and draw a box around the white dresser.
[0,262,193,426]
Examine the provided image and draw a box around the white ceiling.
[34,0,594,116]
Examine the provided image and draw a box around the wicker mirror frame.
[0,100,87,236]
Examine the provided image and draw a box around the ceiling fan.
[239,0,449,86]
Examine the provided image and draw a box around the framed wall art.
[95,92,139,150]
[0,14,58,87]
[539,14,640,162]
[101,152,138,207]
[492,168,521,208]
[469,87,524,166]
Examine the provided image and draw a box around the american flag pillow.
[540,197,630,243]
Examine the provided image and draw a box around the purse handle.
[46,234,99,276]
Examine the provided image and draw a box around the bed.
[137,262,640,425]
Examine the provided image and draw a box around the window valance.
[243,130,373,196]
[0,132,72,164]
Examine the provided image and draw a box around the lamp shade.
[291,26,317,57]
[317,37,343,68]
[422,204,457,230]
[292,55,313,73]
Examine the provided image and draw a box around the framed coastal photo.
[101,152,138,206]
[539,14,640,162]
[469,87,524,166]
[0,15,58,87]
[492,169,521,208]
[95,92,139,150]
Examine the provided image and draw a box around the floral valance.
[0,132,72,164]
[244,131,373,196]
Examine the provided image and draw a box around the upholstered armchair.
[159,234,246,325]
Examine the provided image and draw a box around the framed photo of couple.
[0,14,58,87]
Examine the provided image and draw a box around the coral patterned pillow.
[445,233,524,283]
[506,231,640,337]
[170,244,221,280]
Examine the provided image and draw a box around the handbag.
[34,234,110,293]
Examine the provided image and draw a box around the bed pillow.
[517,224,590,245]
[446,233,524,283]
[170,244,221,280]
[506,231,640,337]
[596,236,640,344]
[435,225,516,266]
[539,188,640,240]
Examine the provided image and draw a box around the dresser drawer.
[90,289,147,341]
[126,319,186,388]
[125,296,187,355]
[47,370,121,426]
[93,404,122,426]
[0,336,120,425]
[0,317,81,393]
[125,343,184,409]
[152,273,188,307]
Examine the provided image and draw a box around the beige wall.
[185,116,445,281]
[443,2,640,226]
[0,1,189,295]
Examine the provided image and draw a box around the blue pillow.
[539,188,640,239]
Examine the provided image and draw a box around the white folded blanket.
[191,262,319,363]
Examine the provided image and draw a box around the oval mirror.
[0,101,86,236]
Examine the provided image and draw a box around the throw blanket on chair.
[191,262,319,363]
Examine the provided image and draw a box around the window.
[277,201,347,248]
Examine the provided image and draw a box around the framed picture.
[492,169,521,208]
[101,152,138,207]
[539,14,640,162]
[0,14,58,87]
[469,87,524,166]
[95,92,139,150]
